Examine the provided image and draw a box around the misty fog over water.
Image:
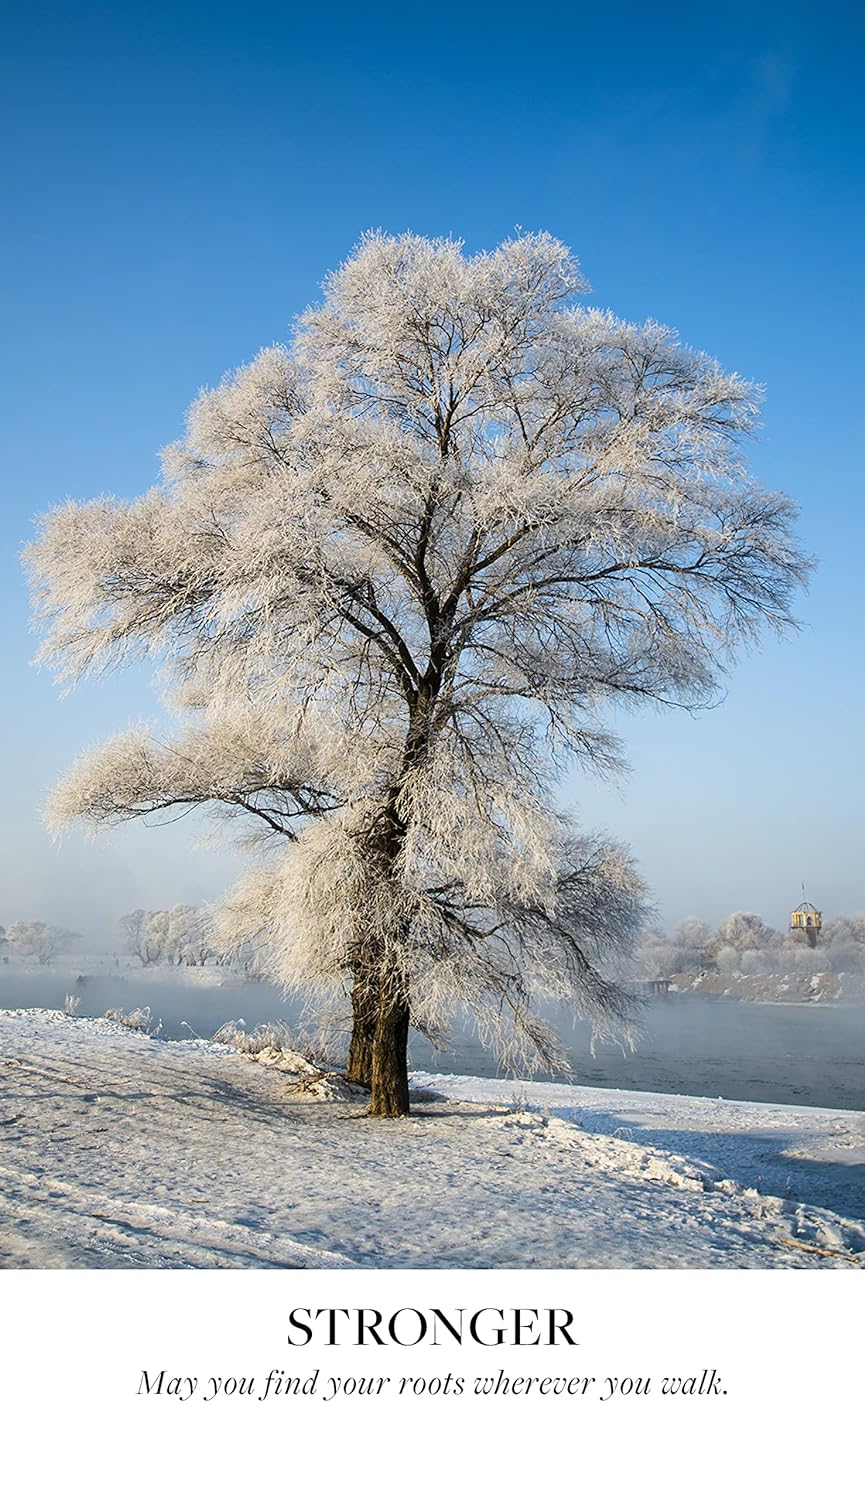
[2,966,863,1112]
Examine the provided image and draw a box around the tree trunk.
[345,957,377,1088]
[369,969,411,1117]
[357,801,413,1115]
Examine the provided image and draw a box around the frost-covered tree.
[708,911,780,963]
[636,918,715,978]
[119,906,214,966]
[118,909,152,966]
[26,232,808,1114]
[672,919,713,965]
[6,921,80,966]
[791,914,865,974]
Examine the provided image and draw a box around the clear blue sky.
[1,0,862,942]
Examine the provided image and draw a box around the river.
[1,963,863,1112]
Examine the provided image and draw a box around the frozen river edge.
[1,1010,863,1270]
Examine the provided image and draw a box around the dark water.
[1,966,863,1112]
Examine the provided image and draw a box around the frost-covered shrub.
[103,1005,161,1035]
[212,1018,295,1054]
[211,1018,326,1070]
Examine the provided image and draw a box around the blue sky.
[1,0,862,941]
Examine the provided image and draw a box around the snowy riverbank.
[4,965,864,1109]
[1,1010,863,1270]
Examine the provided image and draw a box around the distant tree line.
[5,905,861,983]
[0,910,256,972]
[638,911,865,978]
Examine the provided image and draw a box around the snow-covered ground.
[1,1010,863,1270]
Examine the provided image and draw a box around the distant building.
[790,900,822,949]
